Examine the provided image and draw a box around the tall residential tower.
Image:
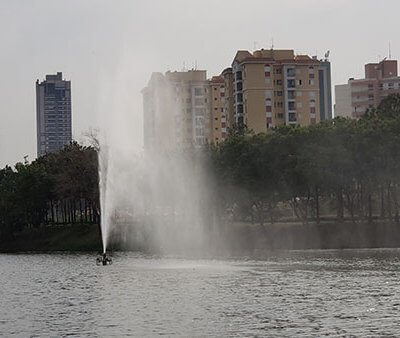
[36,72,72,157]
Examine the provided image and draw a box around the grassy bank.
[2,221,400,254]
[0,224,102,253]
[221,221,400,253]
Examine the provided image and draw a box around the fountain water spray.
[97,63,218,257]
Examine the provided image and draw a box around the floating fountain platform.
[96,253,112,266]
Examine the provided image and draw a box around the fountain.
[96,68,217,258]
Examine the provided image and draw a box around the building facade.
[209,76,228,143]
[36,72,72,157]
[335,59,400,118]
[222,49,332,133]
[142,70,212,151]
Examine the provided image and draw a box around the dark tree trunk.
[368,194,373,223]
[337,187,344,223]
[315,185,320,224]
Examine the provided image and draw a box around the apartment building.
[36,72,72,157]
[209,76,228,143]
[142,70,211,150]
[222,49,332,133]
[335,59,400,118]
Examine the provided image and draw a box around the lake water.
[1,249,400,337]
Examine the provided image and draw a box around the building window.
[309,73,314,79]
[277,79,283,86]
[275,68,282,74]
[195,108,205,116]
[309,79,314,85]
[266,106,272,112]
[288,112,297,122]
[277,112,284,119]
[235,71,242,81]
[287,79,295,88]
[236,82,243,91]
[287,68,295,77]
[288,102,296,111]
[195,98,204,105]
[221,108,224,112]
[275,91,283,97]
[194,88,204,96]
[310,107,316,114]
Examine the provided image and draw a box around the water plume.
[98,62,216,256]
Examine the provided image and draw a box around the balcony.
[286,69,296,78]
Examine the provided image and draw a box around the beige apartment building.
[142,70,213,150]
[222,49,332,133]
[143,49,332,150]
[335,59,400,118]
[209,76,228,143]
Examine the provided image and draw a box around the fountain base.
[96,253,112,266]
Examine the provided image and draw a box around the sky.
[0,0,399,167]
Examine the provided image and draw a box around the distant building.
[36,72,72,157]
[142,70,214,150]
[335,59,400,118]
[209,76,228,143]
[222,49,332,133]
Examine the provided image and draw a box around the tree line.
[210,94,400,225]
[0,142,99,239]
[1,94,400,240]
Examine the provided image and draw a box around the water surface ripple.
[1,249,400,337]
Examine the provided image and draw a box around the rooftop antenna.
[195,60,198,70]
[389,41,392,59]
[270,37,274,50]
[324,50,330,61]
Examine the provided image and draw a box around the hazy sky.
[0,0,399,167]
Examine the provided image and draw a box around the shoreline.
[2,221,400,254]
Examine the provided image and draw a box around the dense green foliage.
[0,142,99,240]
[211,94,400,225]
[2,94,400,241]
